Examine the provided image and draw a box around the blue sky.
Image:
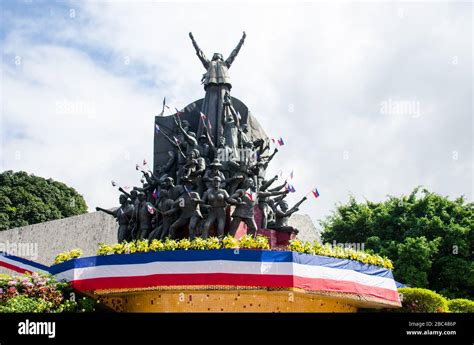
[1,0,472,229]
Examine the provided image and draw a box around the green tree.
[0,170,87,231]
[321,187,473,299]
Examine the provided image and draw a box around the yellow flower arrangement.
[54,249,83,265]
[88,236,394,270]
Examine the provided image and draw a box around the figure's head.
[190,149,200,159]
[181,120,190,130]
[137,193,146,202]
[209,159,222,171]
[130,190,138,198]
[119,194,128,204]
[198,135,207,144]
[242,177,255,191]
[160,189,169,199]
[218,136,226,147]
[280,200,289,211]
[162,177,174,188]
[212,176,222,188]
[212,53,224,61]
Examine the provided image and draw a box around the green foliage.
[0,295,51,313]
[397,287,449,313]
[0,170,88,231]
[447,299,474,313]
[0,272,97,313]
[321,187,473,299]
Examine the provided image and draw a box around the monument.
[97,31,304,245]
[0,33,401,313]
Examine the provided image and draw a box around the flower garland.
[53,236,394,270]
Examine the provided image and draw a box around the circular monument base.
[96,288,358,312]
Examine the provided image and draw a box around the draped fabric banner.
[0,250,400,304]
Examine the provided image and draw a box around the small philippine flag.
[146,204,155,215]
[312,188,320,198]
[278,137,285,146]
[200,112,207,119]
[245,192,253,201]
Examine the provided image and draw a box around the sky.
[0,0,472,231]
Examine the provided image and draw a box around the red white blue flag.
[312,188,320,198]
[147,203,155,215]
[0,250,401,307]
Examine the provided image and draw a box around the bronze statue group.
[96,32,307,243]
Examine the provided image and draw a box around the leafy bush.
[397,287,449,313]
[54,248,82,264]
[0,272,97,313]
[0,295,51,313]
[321,187,473,299]
[447,299,474,313]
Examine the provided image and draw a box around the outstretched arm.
[260,175,279,192]
[268,179,287,192]
[96,207,116,217]
[118,188,131,199]
[203,126,215,150]
[225,31,246,67]
[189,32,210,69]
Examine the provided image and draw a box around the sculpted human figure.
[268,197,307,233]
[96,194,134,243]
[228,188,258,237]
[222,91,240,154]
[201,176,238,239]
[148,189,179,241]
[257,188,289,229]
[119,188,139,207]
[132,193,153,240]
[182,149,206,195]
[189,31,246,139]
[216,136,239,179]
[169,179,203,239]
[197,129,214,166]
[249,148,278,189]
[203,159,226,189]
[174,116,199,155]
